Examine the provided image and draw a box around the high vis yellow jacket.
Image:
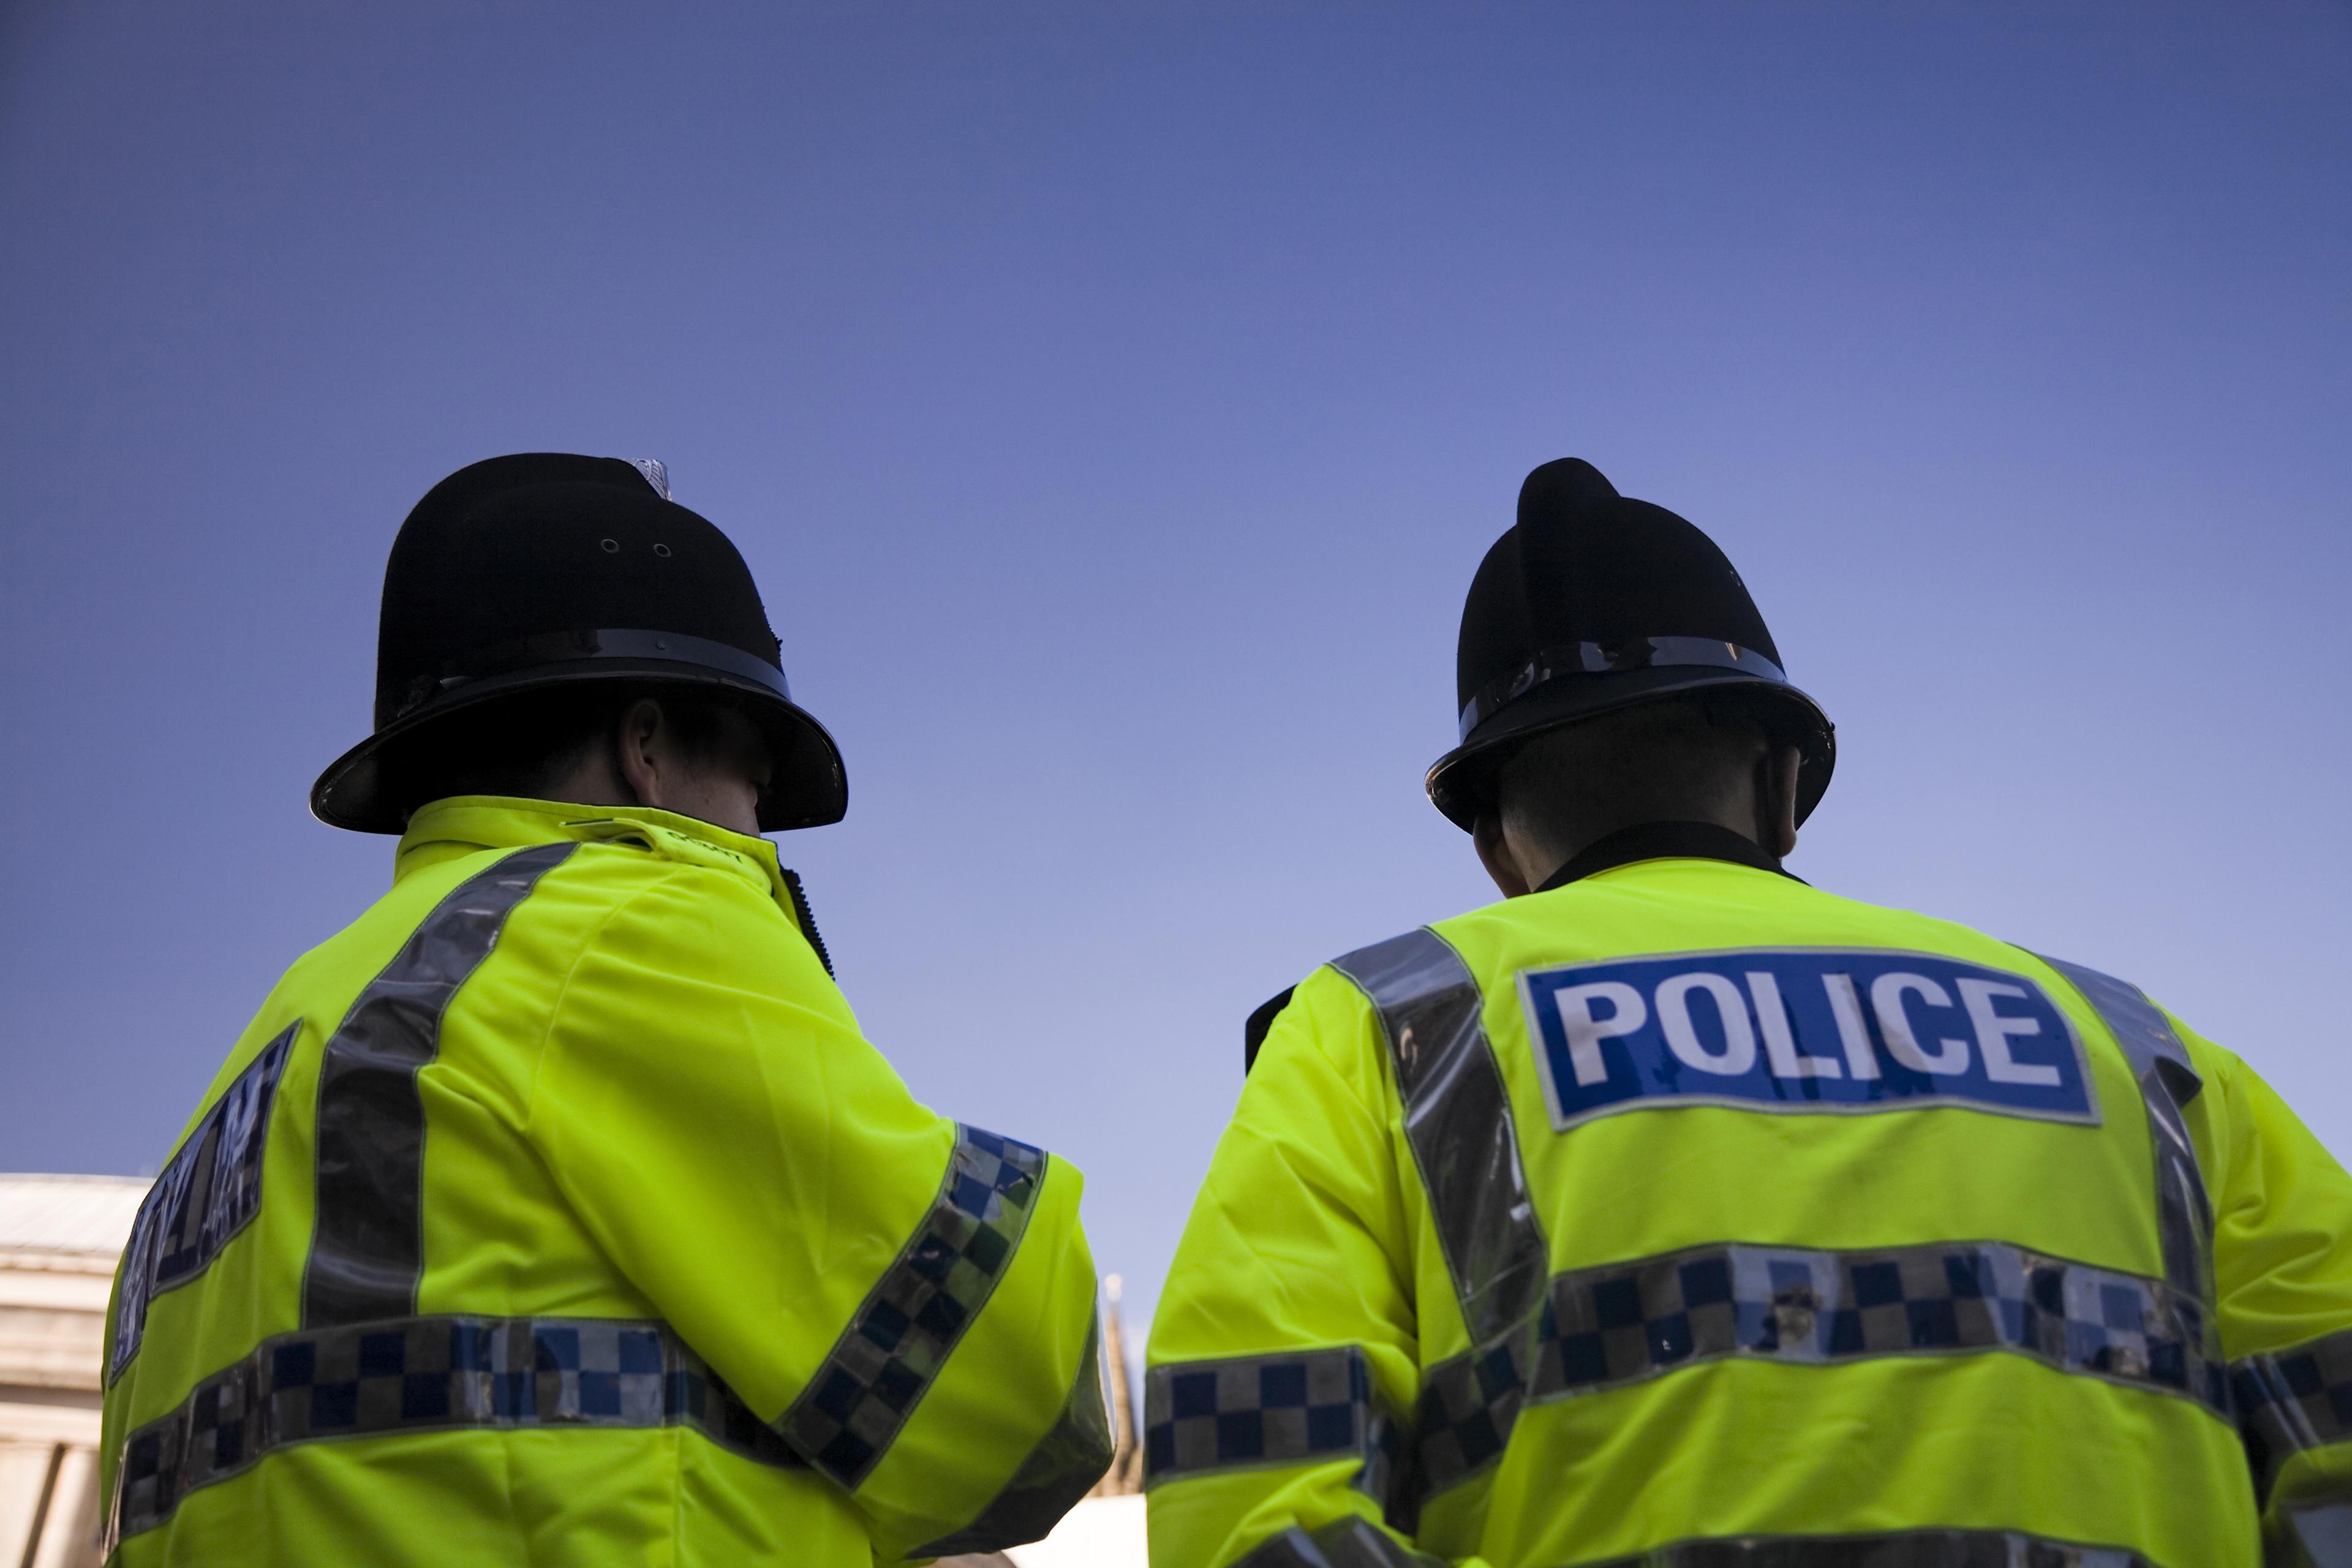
[1146,840,2352,1568]
[99,797,1110,1567]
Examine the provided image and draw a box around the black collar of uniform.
[1536,820,1804,893]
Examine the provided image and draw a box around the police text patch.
[1517,949,2097,1132]
[111,1022,294,1381]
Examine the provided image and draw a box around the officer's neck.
[1531,820,1798,894]
[1480,746,1804,897]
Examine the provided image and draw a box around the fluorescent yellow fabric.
[1148,856,2352,1567]
[100,796,1101,1567]
[2203,1044,2352,1564]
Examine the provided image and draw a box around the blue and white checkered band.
[1569,1534,2158,1567]
[1457,636,1787,741]
[777,1125,1049,1490]
[1142,1346,1407,1524]
[1517,950,2100,1134]
[104,1314,800,1553]
[1224,1517,2162,1566]
[2234,1326,2352,1502]
[1411,1237,2232,1499]
[111,1022,298,1382]
[1234,1528,2160,1568]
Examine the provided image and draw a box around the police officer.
[99,455,1111,1565]
[1145,458,2352,1567]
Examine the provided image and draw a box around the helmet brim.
[309,659,848,835]
[1425,666,1834,833]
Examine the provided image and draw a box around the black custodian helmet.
[311,453,846,834]
[1425,457,1834,831]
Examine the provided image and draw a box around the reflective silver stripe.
[1458,637,1788,741]
[1415,1237,2230,1498]
[1331,928,1549,1346]
[777,1123,1049,1488]
[916,1311,1115,1557]
[103,1313,799,1551]
[2235,1327,2352,1501]
[2283,1501,2352,1568]
[1142,1345,1406,1517]
[2034,955,2216,1315]
[1236,1517,1445,1568]
[302,842,577,1327]
[404,628,794,719]
[111,1022,297,1382]
[1577,1531,2157,1567]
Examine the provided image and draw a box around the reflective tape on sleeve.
[776,1124,1049,1490]
[1233,1523,2152,1567]
[1414,1238,2230,1498]
[2032,954,2216,1319]
[2236,1326,2352,1501]
[1143,1344,1406,1520]
[303,842,578,1327]
[1330,928,1550,1347]
[1577,1531,2156,1567]
[104,1313,799,1552]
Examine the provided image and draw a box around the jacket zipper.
[778,868,834,978]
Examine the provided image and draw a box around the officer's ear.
[1762,744,1801,861]
[612,697,668,810]
[1474,812,1536,899]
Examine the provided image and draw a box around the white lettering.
[1657,972,1756,1076]
[1958,978,2059,1087]
[1820,973,1881,1079]
[1747,971,1841,1077]
[1550,981,1647,1087]
[1870,972,1969,1075]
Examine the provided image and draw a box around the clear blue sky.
[3,2,2346,1330]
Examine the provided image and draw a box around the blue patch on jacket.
[1517,949,2098,1132]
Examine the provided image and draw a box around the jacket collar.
[394,796,790,909]
[1536,819,1801,893]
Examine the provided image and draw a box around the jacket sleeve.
[1146,967,1481,1568]
[525,861,1110,1561]
[2195,1030,2352,1566]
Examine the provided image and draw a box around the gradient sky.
[4,2,2347,1330]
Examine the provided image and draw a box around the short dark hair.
[388,683,750,810]
[1496,697,1768,867]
